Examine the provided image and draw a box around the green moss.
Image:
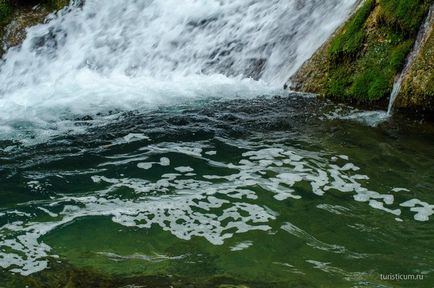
[0,0,13,26]
[44,0,69,10]
[323,0,433,104]
[397,23,434,111]
[389,40,413,70]
[367,71,389,100]
[380,0,431,36]
[326,41,396,102]
[326,66,351,98]
[328,0,375,62]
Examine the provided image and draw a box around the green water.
[0,95,433,287]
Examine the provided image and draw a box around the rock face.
[288,0,434,112]
[0,0,68,55]
[396,9,434,112]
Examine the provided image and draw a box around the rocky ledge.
[0,0,68,54]
[288,0,434,114]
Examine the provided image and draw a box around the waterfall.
[0,0,358,137]
[387,4,434,115]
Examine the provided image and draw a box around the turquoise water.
[0,95,433,287]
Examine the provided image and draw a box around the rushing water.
[0,0,358,141]
[1,1,434,288]
[0,95,434,287]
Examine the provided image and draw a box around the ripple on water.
[0,138,432,276]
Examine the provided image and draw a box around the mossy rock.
[0,0,69,55]
[380,0,431,36]
[0,0,13,25]
[396,13,434,112]
[328,0,375,63]
[45,0,69,10]
[289,0,433,110]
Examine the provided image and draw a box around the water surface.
[0,95,433,287]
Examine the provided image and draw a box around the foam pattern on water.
[0,139,431,276]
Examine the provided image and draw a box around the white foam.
[174,166,194,173]
[230,241,253,252]
[97,252,186,262]
[0,0,358,140]
[159,157,171,166]
[325,110,390,127]
[1,142,431,276]
[123,133,151,143]
[400,199,434,222]
[137,162,153,170]
[392,188,410,193]
[368,200,401,216]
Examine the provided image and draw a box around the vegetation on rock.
[326,0,431,103]
[0,0,69,55]
[0,0,13,26]
[45,0,68,10]
[397,19,434,112]
[290,0,433,110]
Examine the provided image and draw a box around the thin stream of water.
[0,1,433,287]
[387,4,434,115]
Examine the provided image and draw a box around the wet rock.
[31,26,67,55]
[0,0,69,55]
[396,8,434,112]
[288,0,434,114]
[2,4,51,48]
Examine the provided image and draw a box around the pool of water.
[0,94,433,287]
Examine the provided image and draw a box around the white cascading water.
[0,0,358,139]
